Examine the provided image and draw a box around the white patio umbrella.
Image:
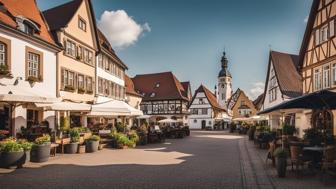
[158,118,178,123]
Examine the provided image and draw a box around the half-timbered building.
[132,72,191,125]
[228,89,257,120]
[299,0,336,136]
[188,85,228,129]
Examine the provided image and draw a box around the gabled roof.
[43,0,99,50]
[132,72,190,101]
[0,0,57,46]
[97,29,127,69]
[253,93,264,110]
[125,74,142,97]
[192,85,226,111]
[298,0,320,68]
[181,81,192,101]
[43,0,82,31]
[262,51,302,104]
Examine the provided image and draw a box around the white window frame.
[28,52,39,78]
[323,65,330,89]
[314,68,322,91]
[0,42,6,66]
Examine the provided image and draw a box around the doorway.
[201,120,206,129]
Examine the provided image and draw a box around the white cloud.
[247,82,264,100]
[97,10,151,48]
[304,15,308,23]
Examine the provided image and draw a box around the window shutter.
[61,68,64,89]
[330,20,335,37]
[63,40,67,55]
[315,29,320,45]
[74,73,78,90]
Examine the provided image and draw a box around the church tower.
[217,51,232,108]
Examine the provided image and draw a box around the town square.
[1,0,336,188]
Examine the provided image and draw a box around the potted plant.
[128,130,139,148]
[0,139,25,169]
[18,139,33,163]
[64,85,75,92]
[31,134,51,163]
[77,88,85,94]
[283,124,296,136]
[64,128,80,154]
[60,116,70,137]
[273,147,288,177]
[0,64,10,76]
[115,133,134,149]
[303,128,322,146]
[85,135,100,153]
[136,124,148,145]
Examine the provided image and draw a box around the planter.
[276,157,287,178]
[24,150,31,164]
[31,143,51,163]
[0,151,25,169]
[64,143,79,154]
[85,140,99,153]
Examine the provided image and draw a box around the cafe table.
[303,146,324,168]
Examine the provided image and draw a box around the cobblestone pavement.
[0,130,256,189]
[5,131,330,189]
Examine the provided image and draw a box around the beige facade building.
[43,0,99,126]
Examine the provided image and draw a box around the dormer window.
[16,16,40,35]
[150,92,155,97]
[155,83,160,88]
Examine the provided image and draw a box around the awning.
[89,100,143,117]
[137,115,151,119]
[35,101,91,111]
[0,84,57,104]
[158,118,178,123]
[258,90,336,115]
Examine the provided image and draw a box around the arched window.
[312,110,333,136]
[0,42,6,66]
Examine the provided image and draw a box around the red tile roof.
[0,0,56,45]
[253,93,264,110]
[194,85,226,111]
[132,72,190,101]
[181,81,192,101]
[125,74,142,97]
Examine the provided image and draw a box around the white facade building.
[188,85,228,129]
[260,51,303,133]
[0,0,60,135]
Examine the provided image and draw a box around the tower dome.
[218,51,231,78]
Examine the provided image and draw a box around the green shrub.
[17,139,33,151]
[69,128,80,143]
[283,124,296,135]
[73,127,91,133]
[273,147,289,158]
[34,134,51,145]
[60,117,70,132]
[0,141,23,152]
[128,130,139,143]
[115,133,134,147]
[108,127,118,139]
[86,135,100,142]
[116,122,126,133]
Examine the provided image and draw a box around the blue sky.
[37,0,313,99]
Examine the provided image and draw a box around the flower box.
[64,85,75,92]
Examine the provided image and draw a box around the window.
[321,25,329,43]
[78,17,86,31]
[0,42,6,66]
[23,24,35,35]
[241,101,245,106]
[86,77,92,92]
[199,98,204,104]
[66,40,76,57]
[77,46,83,60]
[27,52,40,78]
[98,54,103,68]
[269,87,277,102]
[105,80,110,96]
[78,74,84,89]
[323,65,330,89]
[192,109,198,114]
[98,78,103,94]
[332,63,336,86]
[202,108,208,115]
[68,71,74,87]
[193,119,197,123]
[314,68,322,91]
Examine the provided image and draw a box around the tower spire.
[221,51,228,69]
